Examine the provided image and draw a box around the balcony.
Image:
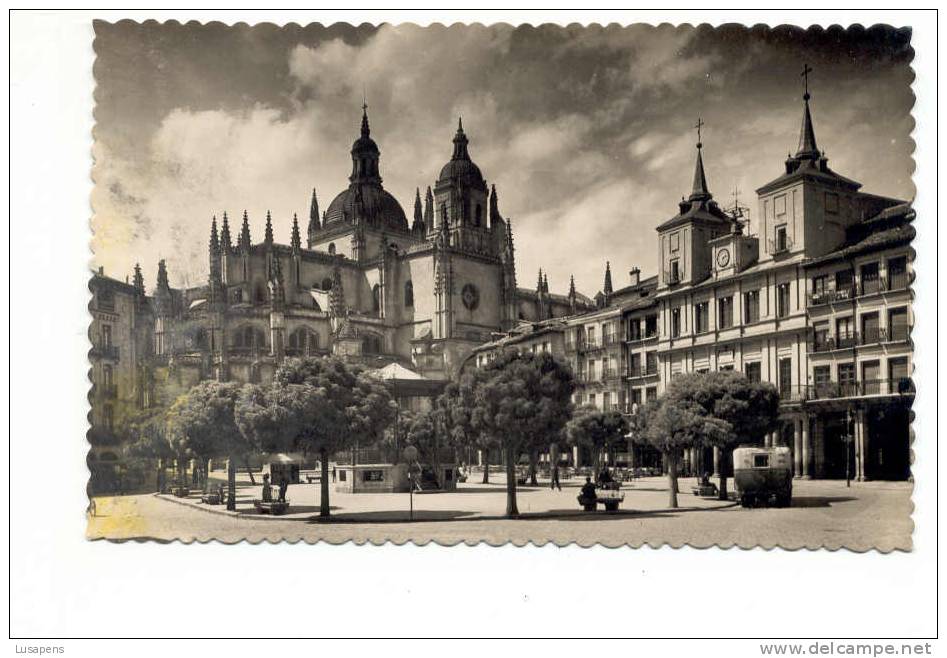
[603,333,621,347]
[886,271,910,292]
[664,270,681,286]
[94,383,118,399]
[811,334,858,353]
[90,344,120,360]
[583,338,602,352]
[602,368,621,381]
[780,379,914,403]
[627,366,659,380]
[808,286,855,307]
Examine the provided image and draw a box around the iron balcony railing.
[811,334,858,353]
[627,365,659,379]
[810,273,911,307]
[780,379,914,403]
[808,286,855,306]
[91,344,120,360]
[664,270,681,285]
[93,383,118,399]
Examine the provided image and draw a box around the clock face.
[462,283,480,311]
[716,249,731,267]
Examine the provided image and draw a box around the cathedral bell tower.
[433,119,491,255]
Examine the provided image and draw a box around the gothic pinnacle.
[220,211,232,250]
[291,213,301,250]
[239,210,251,251]
[264,210,274,244]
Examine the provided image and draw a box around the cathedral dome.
[437,118,486,189]
[323,184,409,233]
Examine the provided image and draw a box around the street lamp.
[844,409,854,488]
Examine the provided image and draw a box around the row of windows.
[579,387,659,411]
[812,307,910,349]
[670,285,793,338]
[810,256,908,299]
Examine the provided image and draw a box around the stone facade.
[472,84,914,481]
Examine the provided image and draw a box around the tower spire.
[603,261,613,295]
[424,186,434,232]
[238,210,251,251]
[795,63,820,160]
[361,100,370,138]
[209,215,220,254]
[537,268,544,292]
[308,188,320,239]
[291,213,301,251]
[133,262,145,294]
[451,117,470,161]
[489,184,500,226]
[413,187,424,233]
[220,211,232,251]
[689,116,711,202]
[264,210,274,244]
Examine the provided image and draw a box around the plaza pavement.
[86,471,913,550]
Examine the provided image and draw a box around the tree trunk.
[203,458,211,491]
[718,448,730,501]
[667,451,679,509]
[244,458,256,485]
[528,448,539,487]
[156,458,164,493]
[481,453,490,484]
[319,448,330,518]
[504,445,519,517]
[226,457,237,511]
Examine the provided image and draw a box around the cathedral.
[147,107,591,388]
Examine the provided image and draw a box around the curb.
[153,492,737,525]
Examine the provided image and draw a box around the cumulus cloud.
[91,22,914,298]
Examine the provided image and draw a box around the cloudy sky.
[91,21,914,296]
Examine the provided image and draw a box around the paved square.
[87,472,912,551]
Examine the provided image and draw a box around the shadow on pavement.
[789,496,857,508]
[307,510,479,524]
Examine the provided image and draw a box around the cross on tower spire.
[694,116,705,148]
[801,63,813,99]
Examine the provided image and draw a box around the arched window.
[440,204,448,225]
[362,335,382,354]
[195,328,208,350]
[474,204,482,227]
[404,280,414,308]
[288,328,313,355]
[321,277,332,291]
[372,284,381,313]
[328,243,336,255]
[232,325,266,351]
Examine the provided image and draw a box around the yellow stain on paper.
[86,496,149,540]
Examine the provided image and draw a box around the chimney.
[98,266,104,275]
[629,267,640,287]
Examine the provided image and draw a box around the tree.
[469,351,575,516]
[637,397,729,508]
[236,357,396,518]
[565,405,630,475]
[664,371,781,500]
[122,405,175,492]
[167,381,249,510]
[437,376,497,483]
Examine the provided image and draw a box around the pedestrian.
[261,473,273,502]
[277,475,289,503]
[549,443,562,491]
[331,466,337,483]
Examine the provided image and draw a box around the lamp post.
[844,409,854,488]
[403,445,419,521]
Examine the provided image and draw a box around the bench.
[253,499,289,515]
[577,489,625,512]
[691,482,719,497]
